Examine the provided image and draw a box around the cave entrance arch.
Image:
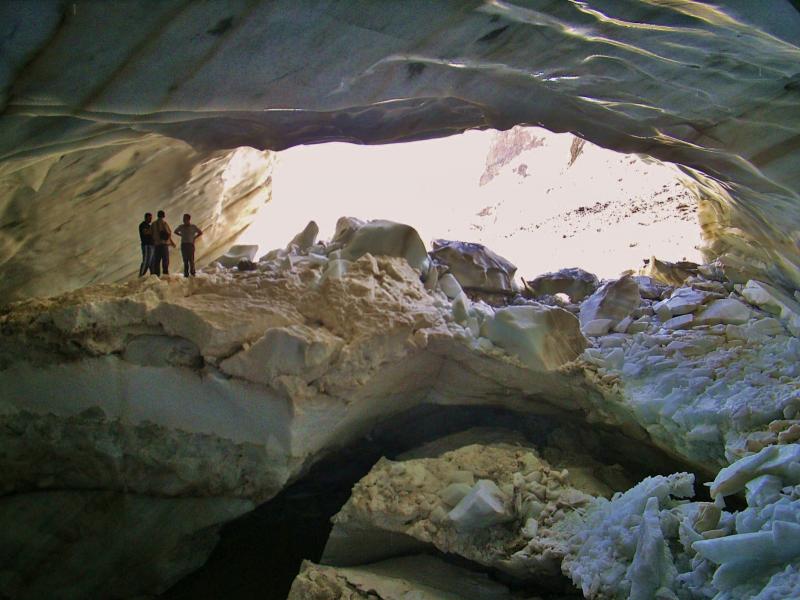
[161,403,701,600]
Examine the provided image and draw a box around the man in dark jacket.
[138,212,154,276]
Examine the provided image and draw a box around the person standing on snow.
[151,210,175,276]
[174,213,203,277]
[138,212,155,276]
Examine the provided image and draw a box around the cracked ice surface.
[583,300,800,470]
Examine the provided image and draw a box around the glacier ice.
[2,217,800,597]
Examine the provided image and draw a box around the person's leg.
[139,245,147,276]
[144,245,154,275]
[189,244,196,276]
[162,247,170,275]
[181,244,190,277]
[152,246,162,276]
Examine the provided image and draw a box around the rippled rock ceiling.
[1,0,800,300]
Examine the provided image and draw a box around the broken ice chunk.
[693,521,800,590]
[340,220,429,272]
[579,275,641,330]
[663,314,694,330]
[709,444,800,498]
[694,299,753,326]
[286,220,319,252]
[582,318,613,336]
[447,479,512,531]
[438,273,463,299]
[484,305,587,370]
[745,475,783,508]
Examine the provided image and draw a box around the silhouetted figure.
[138,212,154,276]
[151,210,175,276]
[174,213,203,277]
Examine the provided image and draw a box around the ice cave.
[2,1,800,599]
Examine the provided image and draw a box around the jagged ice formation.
[3,216,800,597]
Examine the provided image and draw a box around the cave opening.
[2,3,799,598]
[236,125,704,282]
[161,403,706,600]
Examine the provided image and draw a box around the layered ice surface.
[2,218,800,598]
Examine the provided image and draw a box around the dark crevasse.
[161,403,702,599]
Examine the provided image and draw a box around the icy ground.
[2,218,800,598]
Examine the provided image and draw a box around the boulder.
[654,300,673,322]
[286,221,319,253]
[524,268,600,302]
[484,304,588,370]
[320,258,350,282]
[583,319,614,337]
[654,286,710,317]
[328,216,366,250]
[663,314,694,330]
[686,277,729,295]
[613,316,634,334]
[448,480,511,531]
[742,280,800,335]
[632,276,667,301]
[627,316,651,334]
[747,317,786,338]
[694,299,753,326]
[437,273,463,300]
[716,253,765,285]
[640,257,699,287]
[697,261,727,282]
[430,240,517,294]
[709,444,800,499]
[340,220,428,272]
[579,275,641,331]
[220,325,344,385]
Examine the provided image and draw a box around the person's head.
[183,213,191,224]
[144,212,152,223]
[157,210,165,219]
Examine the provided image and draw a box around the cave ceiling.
[1,0,800,300]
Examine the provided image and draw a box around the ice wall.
[0,136,273,302]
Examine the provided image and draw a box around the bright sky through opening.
[238,127,703,280]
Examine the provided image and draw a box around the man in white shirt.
[174,213,203,277]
